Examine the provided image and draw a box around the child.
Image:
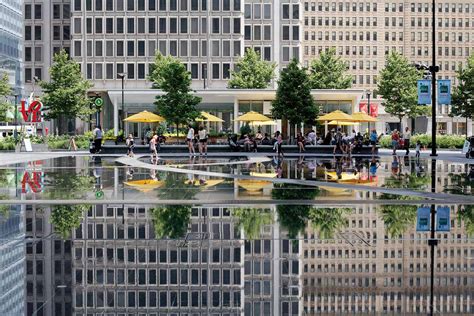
[415,140,421,158]
[126,134,135,157]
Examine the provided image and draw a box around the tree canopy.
[149,53,201,133]
[228,48,276,89]
[377,51,423,123]
[233,208,273,240]
[451,53,474,120]
[272,59,318,128]
[51,205,90,239]
[0,73,12,122]
[40,50,94,121]
[309,48,352,89]
[151,205,191,239]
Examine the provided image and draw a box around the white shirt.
[186,128,194,139]
[198,129,207,140]
[308,132,316,142]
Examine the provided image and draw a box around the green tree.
[451,54,474,127]
[233,208,273,240]
[0,73,13,122]
[309,48,352,89]
[149,53,202,137]
[40,50,94,122]
[228,48,276,89]
[150,205,191,239]
[377,51,423,125]
[458,205,474,237]
[271,183,320,239]
[309,207,351,239]
[378,172,430,237]
[51,204,90,239]
[272,59,318,130]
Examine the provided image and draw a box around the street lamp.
[13,92,18,144]
[366,91,372,131]
[31,284,67,316]
[430,0,438,157]
[117,73,126,133]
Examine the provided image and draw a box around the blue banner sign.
[436,206,451,232]
[416,207,431,232]
[437,80,451,105]
[417,80,431,105]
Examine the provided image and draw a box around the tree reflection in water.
[151,205,191,239]
[309,208,351,239]
[151,173,199,239]
[51,204,90,238]
[379,172,430,238]
[233,208,273,240]
[272,183,319,239]
[46,172,95,239]
[458,205,474,237]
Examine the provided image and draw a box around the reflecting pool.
[0,155,473,315]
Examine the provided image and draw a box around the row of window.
[76,290,241,309]
[74,246,241,264]
[73,0,242,12]
[76,268,242,286]
[410,17,474,28]
[243,3,272,20]
[303,1,472,14]
[305,31,378,42]
[74,39,242,59]
[25,3,71,20]
[73,16,241,35]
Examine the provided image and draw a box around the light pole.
[117,73,126,133]
[13,92,18,144]
[430,0,438,157]
[366,91,372,131]
[31,284,67,315]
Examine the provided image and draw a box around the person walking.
[333,128,343,155]
[369,129,378,155]
[198,125,208,156]
[93,125,103,154]
[403,127,411,155]
[415,140,421,159]
[391,129,400,155]
[186,124,195,156]
[149,134,158,164]
[276,131,284,157]
[126,134,135,157]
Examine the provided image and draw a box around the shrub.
[379,134,465,149]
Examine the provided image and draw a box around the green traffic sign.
[95,190,104,199]
[94,98,104,106]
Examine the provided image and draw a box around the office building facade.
[0,0,23,94]
[302,0,474,134]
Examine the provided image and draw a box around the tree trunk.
[176,123,179,140]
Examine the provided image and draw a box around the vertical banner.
[369,103,378,117]
[416,207,431,232]
[437,80,451,105]
[359,102,368,114]
[417,80,431,105]
[436,206,451,232]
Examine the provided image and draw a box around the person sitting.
[228,135,241,151]
[261,133,272,145]
[323,132,332,145]
[307,130,317,145]
[255,130,263,144]
[353,132,364,153]
[296,132,305,153]
[244,135,257,152]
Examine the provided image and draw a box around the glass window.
[212,0,219,10]
[263,4,271,19]
[234,0,240,11]
[212,18,220,33]
[212,64,220,79]
[282,4,289,19]
[170,18,177,33]
[254,4,261,19]
[233,18,240,34]
[34,4,42,19]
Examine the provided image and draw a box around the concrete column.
[233,98,239,133]
[468,119,473,136]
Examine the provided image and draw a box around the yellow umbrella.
[327,120,357,126]
[124,179,164,192]
[317,110,353,122]
[236,111,272,122]
[185,179,225,188]
[250,172,278,178]
[237,179,272,191]
[124,111,165,123]
[249,120,277,126]
[350,112,378,123]
[196,111,224,122]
